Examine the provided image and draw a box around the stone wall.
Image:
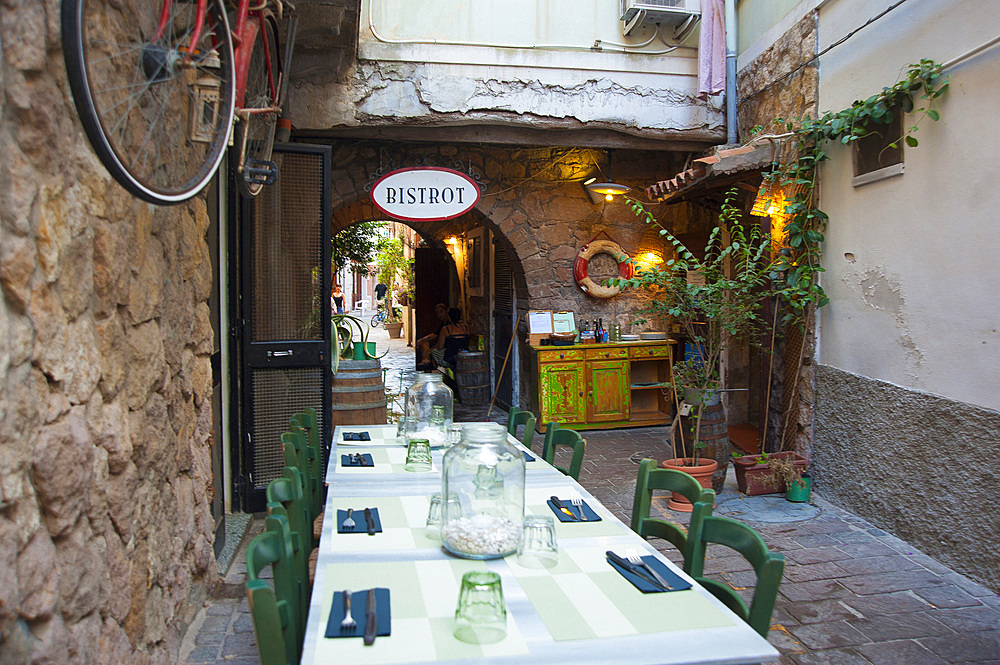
[814,365,1000,591]
[0,3,217,662]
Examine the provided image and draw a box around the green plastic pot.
[352,341,376,360]
[786,474,811,502]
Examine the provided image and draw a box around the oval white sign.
[370,167,481,221]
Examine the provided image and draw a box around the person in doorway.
[374,282,388,302]
[331,284,345,315]
[429,307,472,369]
[417,302,449,370]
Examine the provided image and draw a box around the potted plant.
[612,190,776,503]
[731,450,810,497]
[373,236,413,339]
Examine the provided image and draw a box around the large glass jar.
[440,422,525,559]
[404,373,454,448]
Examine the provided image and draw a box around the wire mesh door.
[492,239,514,410]
[239,144,332,512]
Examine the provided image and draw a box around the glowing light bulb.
[605,192,614,202]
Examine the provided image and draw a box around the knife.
[606,551,669,591]
[550,496,579,521]
[364,507,376,535]
[362,589,377,645]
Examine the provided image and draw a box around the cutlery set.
[349,453,371,466]
[606,550,676,592]
[339,589,378,645]
[550,495,588,521]
[340,507,377,535]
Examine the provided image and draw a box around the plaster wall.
[0,2,218,660]
[289,0,724,144]
[817,0,1000,411]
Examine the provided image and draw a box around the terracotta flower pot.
[660,457,718,512]
[385,321,403,339]
[731,451,809,495]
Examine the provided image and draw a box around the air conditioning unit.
[620,0,700,36]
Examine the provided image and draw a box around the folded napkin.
[606,553,691,593]
[546,498,601,522]
[341,453,374,467]
[324,588,391,638]
[342,431,371,441]
[522,450,536,462]
[337,508,382,533]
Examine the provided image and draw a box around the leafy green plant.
[373,237,413,324]
[612,189,776,463]
[332,221,384,273]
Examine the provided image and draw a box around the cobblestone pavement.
[180,326,1000,665]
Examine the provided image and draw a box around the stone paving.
[179,326,1000,665]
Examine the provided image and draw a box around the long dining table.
[300,423,779,665]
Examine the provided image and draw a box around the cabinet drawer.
[585,347,629,360]
[538,348,584,363]
[629,345,672,359]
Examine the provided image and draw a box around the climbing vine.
[764,58,949,324]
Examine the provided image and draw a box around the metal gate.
[237,144,332,512]
[492,240,514,410]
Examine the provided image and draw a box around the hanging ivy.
[765,58,949,325]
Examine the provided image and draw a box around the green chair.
[686,514,786,638]
[246,514,302,665]
[506,408,537,451]
[267,469,312,628]
[541,420,560,460]
[630,458,715,571]
[292,409,324,520]
[543,427,585,480]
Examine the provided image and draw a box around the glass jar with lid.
[440,422,525,559]
[404,372,454,448]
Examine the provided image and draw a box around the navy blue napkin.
[342,431,371,441]
[546,499,601,522]
[606,554,691,593]
[324,588,391,638]
[523,450,536,462]
[337,508,382,533]
[341,453,374,467]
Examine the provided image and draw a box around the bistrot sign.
[370,167,481,222]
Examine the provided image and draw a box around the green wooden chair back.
[292,409,324,520]
[506,408,536,450]
[281,429,314,514]
[245,514,301,665]
[541,421,560,460]
[543,427,585,480]
[686,514,786,638]
[629,459,715,570]
[266,469,311,627]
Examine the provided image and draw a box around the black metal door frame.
[234,143,332,512]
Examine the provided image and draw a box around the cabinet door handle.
[559,354,565,359]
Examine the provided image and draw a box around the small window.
[852,107,904,186]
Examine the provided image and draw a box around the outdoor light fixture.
[445,236,459,245]
[750,178,780,216]
[582,177,631,204]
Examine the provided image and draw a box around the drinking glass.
[453,571,507,644]
[516,514,558,568]
[425,492,460,539]
[447,423,463,446]
[404,438,432,472]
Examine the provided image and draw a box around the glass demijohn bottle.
[404,373,454,448]
[440,423,526,559]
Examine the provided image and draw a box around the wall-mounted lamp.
[445,236,459,245]
[582,177,631,204]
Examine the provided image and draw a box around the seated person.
[417,303,449,370]
[429,307,472,369]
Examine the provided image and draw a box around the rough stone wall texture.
[318,140,703,409]
[0,2,217,662]
[814,364,1000,591]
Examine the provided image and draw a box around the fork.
[625,549,673,590]
[340,590,357,632]
[341,508,355,531]
[570,493,588,521]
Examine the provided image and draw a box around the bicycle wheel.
[62,0,237,205]
[235,13,280,198]
[370,314,381,328]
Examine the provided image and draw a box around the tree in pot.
[373,236,413,338]
[611,190,776,504]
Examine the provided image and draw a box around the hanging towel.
[697,0,726,100]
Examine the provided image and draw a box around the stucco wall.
[814,365,1000,590]
[0,2,218,661]
[817,0,1000,412]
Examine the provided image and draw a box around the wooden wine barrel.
[330,359,387,426]
[677,401,729,492]
[455,352,490,405]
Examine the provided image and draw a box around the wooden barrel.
[677,401,729,492]
[331,359,387,426]
[455,352,490,405]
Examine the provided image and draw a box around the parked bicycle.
[62,0,297,205]
[370,305,388,329]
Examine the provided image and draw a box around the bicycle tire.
[235,13,280,198]
[62,0,237,205]
[370,314,381,328]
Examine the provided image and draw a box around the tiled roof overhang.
[645,143,776,203]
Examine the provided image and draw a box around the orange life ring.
[573,239,633,299]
